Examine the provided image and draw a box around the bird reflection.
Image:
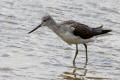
[60,63,87,80]
[73,59,87,68]
[60,63,109,80]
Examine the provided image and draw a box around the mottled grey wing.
[61,20,94,39]
[72,23,94,39]
[60,20,94,39]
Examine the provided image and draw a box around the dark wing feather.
[73,23,94,39]
[60,20,111,39]
[61,20,94,39]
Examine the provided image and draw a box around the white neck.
[46,17,68,44]
[47,18,60,35]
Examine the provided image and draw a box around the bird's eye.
[43,19,47,22]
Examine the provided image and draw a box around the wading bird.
[28,15,111,65]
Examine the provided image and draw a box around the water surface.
[0,0,120,80]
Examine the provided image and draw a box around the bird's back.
[59,20,111,39]
[59,20,94,39]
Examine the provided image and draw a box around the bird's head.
[28,15,52,34]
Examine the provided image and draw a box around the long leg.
[83,44,88,65]
[73,44,78,65]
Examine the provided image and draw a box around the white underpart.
[59,31,94,45]
[55,25,94,45]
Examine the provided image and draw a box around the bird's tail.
[101,30,112,34]
[93,25,112,36]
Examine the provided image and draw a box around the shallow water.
[0,0,120,80]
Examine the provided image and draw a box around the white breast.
[59,31,94,45]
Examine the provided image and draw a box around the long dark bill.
[28,24,41,34]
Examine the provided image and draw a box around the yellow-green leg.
[73,44,78,66]
[83,44,88,65]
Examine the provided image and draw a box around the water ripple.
[0,0,119,80]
